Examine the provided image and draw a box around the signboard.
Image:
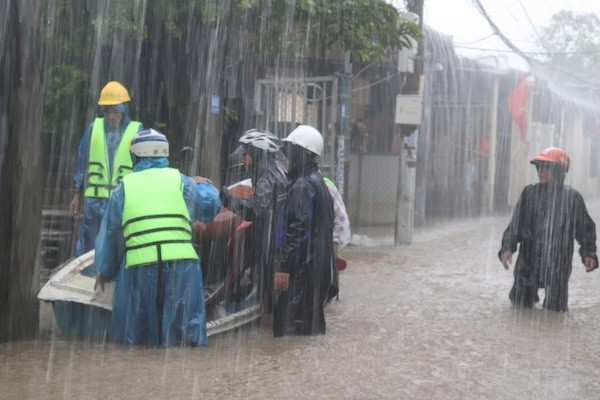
[210,95,220,115]
[395,94,422,125]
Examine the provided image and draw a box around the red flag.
[507,75,529,142]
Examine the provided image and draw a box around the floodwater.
[3,202,600,400]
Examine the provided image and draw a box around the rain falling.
[2,0,600,399]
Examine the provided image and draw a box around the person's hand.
[500,251,513,270]
[584,256,597,272]
[94,275,106,292]
[193,176,213,185]
[274,272,290,291]
[69,193,81,218]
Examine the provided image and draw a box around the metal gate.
[254,76,339,179]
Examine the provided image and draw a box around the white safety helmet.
[283,125,323,157]
[130,129,169,157]
[239,129,282,153]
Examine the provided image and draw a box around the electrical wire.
[470,0,543,65]
[455,34,496,45]
[467,0,596,84]
[515,0,544,44]
[455,45,600,56]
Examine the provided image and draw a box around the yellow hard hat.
[97,81,131,105]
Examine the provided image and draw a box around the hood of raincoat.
[284,142,318,180]
[133,156,169,172]
[104,103,128,115]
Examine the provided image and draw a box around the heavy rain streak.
[2,1,600,399]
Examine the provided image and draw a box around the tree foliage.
[240,0,422,63]
[537,11,600,81]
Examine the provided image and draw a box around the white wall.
[346,154,401,226]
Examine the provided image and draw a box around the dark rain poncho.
[226,155,288,312]
[499,182,597,311]
[273,161,339,336]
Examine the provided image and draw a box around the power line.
[455,34,496,45]
[467,0,598,84]
[455,44,600,56]
[515,0,544,44]
[470,0,543,65]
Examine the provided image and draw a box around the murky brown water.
[3,202,600,399]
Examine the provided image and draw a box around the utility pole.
[404,0,424,94]
[394,0,424,245]
[338,51,353,197]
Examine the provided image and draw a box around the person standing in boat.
[69,81,144,256]
[273,125,338,337]
[219,129,288,326]
[499,147,598,311]
[94,129,221,346]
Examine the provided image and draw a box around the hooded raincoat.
[73,106,143,255]
[499,182,597,311]
[95,157,221,346]
[226,153,288,312]
[273,157,338,337]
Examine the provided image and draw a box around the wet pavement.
[3,201,600,399]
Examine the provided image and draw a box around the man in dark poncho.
[220,129,288,324]
[274,125,339,336]
[499,147,597,311]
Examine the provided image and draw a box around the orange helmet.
[530,147,570,172]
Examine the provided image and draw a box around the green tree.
[240,0,422,63]
[537,11,600,81]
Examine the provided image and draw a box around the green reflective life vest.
[122,167,199,268]
[85,118,141,198]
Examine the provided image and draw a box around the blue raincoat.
[95,157,221,346]
[73,107,143,256]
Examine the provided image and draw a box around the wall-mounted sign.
[395,94,422,125]
[211,95,220,115]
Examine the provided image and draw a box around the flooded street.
[4,201,600,399]
[3,2,600,399]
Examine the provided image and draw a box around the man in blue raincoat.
[69,81,144,256]
[94,129,221,346]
